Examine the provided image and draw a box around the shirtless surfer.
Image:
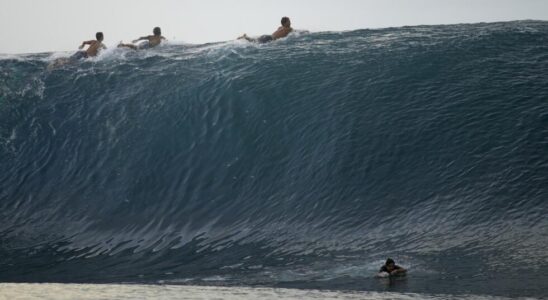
[48,32,106,69]
[118,27,166,50]
[238,17,293,43]
[72,32,106,59]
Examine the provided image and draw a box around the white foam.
[0,283,536,300]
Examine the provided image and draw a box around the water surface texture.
[1,21,547,298]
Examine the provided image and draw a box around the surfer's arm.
[132,36,150,43]
[390,267,406,275]
[78,40,94,49]
[376,272,389,278]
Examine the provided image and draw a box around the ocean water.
[1,21,547,299]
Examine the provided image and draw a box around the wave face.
[1,21,547,297]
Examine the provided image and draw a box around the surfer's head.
[385,258,396,271]
[281,17,291,27]
[96,32,104,41]
[153,27,161,36]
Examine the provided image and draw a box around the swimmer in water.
[377,258,407,277]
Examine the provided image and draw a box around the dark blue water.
[1,21,547,298]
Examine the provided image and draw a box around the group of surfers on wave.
[55,17,410,279]
[50,17,407,277]
[68,17,294,61]
[60,15,411,279]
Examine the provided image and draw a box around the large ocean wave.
[1,21,547,297]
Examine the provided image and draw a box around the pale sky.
[0,0,547,54]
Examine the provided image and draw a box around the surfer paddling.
[72,32,106,59]
[48,32,106,69]
[118,27,166,50]
[377,258,407,277]
[238,17,293,43]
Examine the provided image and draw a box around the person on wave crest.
[377,258,407,278]
[73,32,107,59]
[118,27,167,50]
[238,16,293,43]
[48,32,106,69]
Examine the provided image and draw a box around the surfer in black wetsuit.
[118,27,166,50]
[238,17,293,43]
[377,258,406,277]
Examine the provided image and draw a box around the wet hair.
[281,17,290,26]
[96,32,104,41]
[386,258,395,265]
[153,27,161,36]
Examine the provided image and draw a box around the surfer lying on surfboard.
[238,16,293,43]
[377,258,407,277]
[118,27,166,50]
[48,32,106,69]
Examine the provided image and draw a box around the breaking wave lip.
[1,20,548,298]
